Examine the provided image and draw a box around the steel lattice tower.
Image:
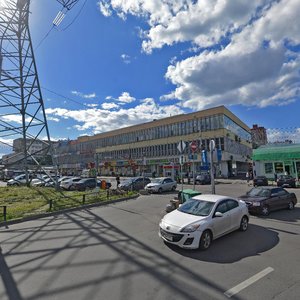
[0,0,53,175]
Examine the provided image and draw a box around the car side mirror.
[215,212,223,217]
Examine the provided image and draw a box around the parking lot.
[0,181,299,300]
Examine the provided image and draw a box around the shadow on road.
[255,207,300,223]
[0,209,242,300]
[166,224,279,263]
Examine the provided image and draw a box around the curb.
[0,194,139,228]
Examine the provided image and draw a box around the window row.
[97,138,225,161]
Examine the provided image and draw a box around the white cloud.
[121,53,131,64]
[0,138,13,147]
[101,102,119,109]
[118,92,136,103]
[45,98,184,134]
[47,116,60,122]
[98,1,112,17]
[85,103,99,108]
[99,0,300,110]
[71,90,97,99]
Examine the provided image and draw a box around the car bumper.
[159,227,201,249]
[246,205,263,214]
[145,187,159,193]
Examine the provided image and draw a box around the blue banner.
[201,150,208,165]
[217,149,222,161]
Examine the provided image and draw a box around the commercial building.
[77,105,252,178]
[251,124,268,148]
[252,143,300,180]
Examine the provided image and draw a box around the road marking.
[224,267,274,298]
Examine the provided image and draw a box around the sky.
[1,0,300,157]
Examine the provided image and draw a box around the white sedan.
[159,194,249,250]
[145,177,177,193]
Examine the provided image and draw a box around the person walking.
[246,171,250,185]
[116,175,120,188]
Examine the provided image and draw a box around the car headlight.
[252,202,261,207]
[181,224,201,232]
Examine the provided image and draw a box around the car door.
[226,199,242,230]
[276,188,291,209]
[267,188,282,211]
[211,200,231,238]
[163,178,172,191]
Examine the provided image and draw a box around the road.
[0,182,299,300]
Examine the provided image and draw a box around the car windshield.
[122,179,133,184]
[151,178,163,183]
[247,188,270,197]
[178,199,215,216]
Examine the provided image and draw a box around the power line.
[61,0,88,31]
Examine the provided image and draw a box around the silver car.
[145,177,177,193]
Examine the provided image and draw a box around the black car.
[238,187,297,216]
[195,174,211,185]
[253,176,268,186]
[119,177,151,191]
[277,175,296,188]
[71,178,111,191]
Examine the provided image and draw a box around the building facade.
[251,124,268,148]
[60,106,252,178]
[252,143,300,181]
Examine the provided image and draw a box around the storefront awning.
[252,144,300,161]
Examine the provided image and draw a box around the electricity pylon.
[0,0,80,184]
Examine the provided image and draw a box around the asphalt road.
[0,182,299,300]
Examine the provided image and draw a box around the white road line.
[224,267,274,298]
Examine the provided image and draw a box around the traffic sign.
[190,141,197,152]
[177,140,186,153]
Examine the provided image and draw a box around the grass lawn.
[0,186,136,222]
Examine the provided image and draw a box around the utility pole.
[0,0,81,185]
[0,0,53,184]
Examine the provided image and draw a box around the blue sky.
[1,0,300,157]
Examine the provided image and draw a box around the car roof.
[192,194,235,203]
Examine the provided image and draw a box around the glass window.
[215,201,228,214]
[274,162,283,173]
[264,163,273,174]
[227,199,239,210]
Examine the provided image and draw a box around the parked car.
[119,177,151,191]
[238,187,297,216]
[7,173,34,186]
[253,176,268,186]
[195,173,211,185]
[145,177,177,193]
[60,177,82,190]
[70,178,112,191]
[159,194,249,250]
[277,175,296,188]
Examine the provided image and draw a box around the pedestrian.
[116,175,120,188]
[246,171,250,185]
[274,173,277,183]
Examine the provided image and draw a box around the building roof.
[78,105,250,143]
[252,144,300,161]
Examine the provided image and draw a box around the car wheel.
[171,186,176,191]
[239,216,248,231]
[261,205,270,216]
[199,230,212,250]
[158,188,163,194]
[69,185,76,191]
[288,201,295,210]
